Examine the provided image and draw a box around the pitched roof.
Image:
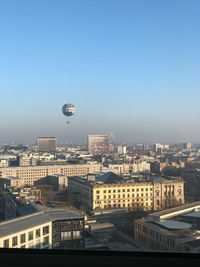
[95,172,122,183]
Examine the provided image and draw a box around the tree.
[36,185,55,202]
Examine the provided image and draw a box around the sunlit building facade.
[0,209,85,249]
[134,202,200,253]
[0,164,102,186]
[68,172,185,211]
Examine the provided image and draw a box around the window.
[36,229,41,238]
[43,236,49,246]
[43,226,49,235]
[28,231,33,241]
[20,234,26,244]
[12,236,18,247]
[3,239,9,248]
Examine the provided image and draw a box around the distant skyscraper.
[181,142,192,151]
[117,145,127,155]
[87,135,109,155]
[37,137,57,153]
[153,143,163,153]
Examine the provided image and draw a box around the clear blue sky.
[1,0,200,144]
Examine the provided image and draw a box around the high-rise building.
[181,142,192,151]
[37,137,57,153]
[117,145,127,155]
[153,143,163,154]
[87,135,109,155]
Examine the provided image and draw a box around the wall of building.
[134,219,179,252]
[68,176,184,212]
[108,162,150,175]
[0,164,102,186]
[152,179,185,211]
[0,222,52,249]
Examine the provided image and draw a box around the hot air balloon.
[62,103,76,123]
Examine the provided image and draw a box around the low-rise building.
[182,168,200,202]
[134,202,200,253]
[0,209,85,249]
[0,176,25,188]
[68,172,185,211]
[34,174,68,191]
[0,163,102,186]
[8,187,41,204]
[108,162,150,175]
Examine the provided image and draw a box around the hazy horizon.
[1,0,200,144]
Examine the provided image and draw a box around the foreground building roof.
[0,209,84,238]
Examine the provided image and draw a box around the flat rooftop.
[153,220,192,230]
[148,201,200,220]
[183,211,200,218]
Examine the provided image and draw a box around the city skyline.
[1,0,200,144]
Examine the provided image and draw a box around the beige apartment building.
[68,172,184,211]
[0,164,102,186]
[134,202,200,253]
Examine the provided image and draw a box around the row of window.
[95,200,153,204]
[137,229,175,248]
[3,226,49,248]
[96,188,152,194]
[96,193,152,199]
[101,203,151,209]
